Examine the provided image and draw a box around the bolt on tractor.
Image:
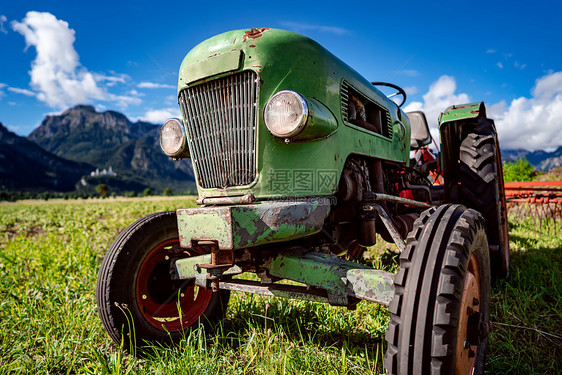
[96,28,509,374]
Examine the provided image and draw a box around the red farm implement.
[504,181,562,230]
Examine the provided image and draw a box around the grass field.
[0,197,560,374]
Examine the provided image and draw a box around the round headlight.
[264,90,308,138]
[160,118,187,157]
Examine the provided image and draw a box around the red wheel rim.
[456,254,482,374]
[136,239,213,332]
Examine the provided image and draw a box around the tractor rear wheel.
[385,204,491,375]
[458,119,509,278]
[96,211,230,350]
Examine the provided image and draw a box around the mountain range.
[2,105,195,194]
[502,147,562,171]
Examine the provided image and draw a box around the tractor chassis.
[172,249,395,306]
[170,194,429,308]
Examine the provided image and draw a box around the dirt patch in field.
[1,224,45,240]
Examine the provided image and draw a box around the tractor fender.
[438,102,495,187]
[438,102,486,125]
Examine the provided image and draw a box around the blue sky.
[1,0,562,150]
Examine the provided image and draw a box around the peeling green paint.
[438,102,486,125]
[177,199,330,250]
[266,251,395,305]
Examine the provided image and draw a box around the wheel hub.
[136,239,213,332]
[456,254,482,373]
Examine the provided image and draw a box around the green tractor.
[96,28,509,374]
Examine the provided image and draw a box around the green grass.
[0,198,560,374]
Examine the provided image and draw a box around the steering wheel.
[371,82,407,107]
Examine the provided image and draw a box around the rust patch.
[249,44,256,48]
[470,110,479,114]
[243,28,270,42]
[452,104,473,109]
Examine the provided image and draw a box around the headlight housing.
[264,90,308,138]
[160,118,188,158]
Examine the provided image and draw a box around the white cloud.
[165,95,178,105]
[404,86,418,95]
[11,11,137,109]
[0,15,7,34]
[409,72,562,151]
[496,62,504,69]
[126,89,144,96]
[404,75,469,137]
[140,108,180,123]
[280,21,350,35]
[137,82,176,89]
[8,87,36,96]
[486,49,496,54]
[489,71,562,150]
[94,71,130,87]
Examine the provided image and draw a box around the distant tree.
[503,158,535,182]
[96,184,109,198]
[164,187,173,196]
[143,188,153,197]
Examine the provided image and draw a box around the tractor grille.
[179,71,258,189]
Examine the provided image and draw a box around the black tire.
[458,119,509,278]
[385,204,491,375]
[96,211,230,350]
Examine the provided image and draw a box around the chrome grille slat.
[234,75,241,186]
[230,75,238,185]
[193,86,219,186]
[249,76,257,172]
[180,71,258,189]
[201,83,223,186]
[181,91,211,185]
[213,79,230,185]
[239,75,245,186]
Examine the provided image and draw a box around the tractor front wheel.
[385,204,491,375]
[96,211,230,350]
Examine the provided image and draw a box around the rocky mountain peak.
[62,104,96,114]
[27,105,159,160]
[20,105,194,193]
